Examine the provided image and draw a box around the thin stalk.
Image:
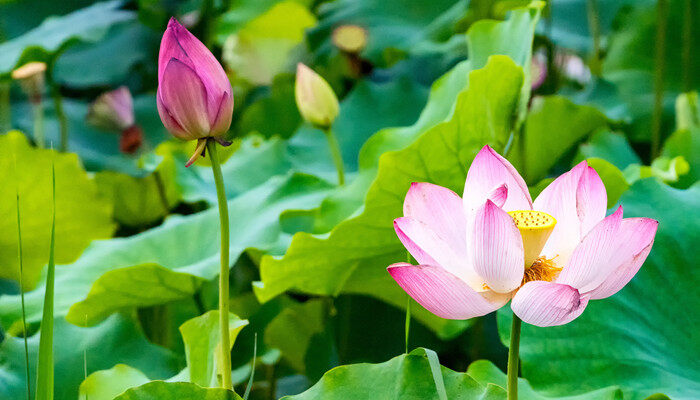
[1,82,10,133]
[50,84,68,152]
[652,0,669,159]
[206,139,232,390]
[323,128,345,185]
[243,333,257,400]
[404,294,411,354]
[32,100,45,148]
[36,161,56,400]
[507,315,522,400]
[682,0,692,92]
[586,0,602,76]
[16,189,30,400]
[152,170,171,215]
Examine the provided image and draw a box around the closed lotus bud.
[12,62,46,104]
[87,86,135,132]
[157,18,234,142]
[295,63,339,129]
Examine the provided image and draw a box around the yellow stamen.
[522,255,562,284]
[508,210,557,267]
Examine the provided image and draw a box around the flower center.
[508,210,557,268]
[522,255,562,284]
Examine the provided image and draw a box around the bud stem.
[50,82,68,152]
[0,82,11,134]
[324,127,345,186]
[32,99,45,148]
[507,314,522,400]
[206,138,233,390]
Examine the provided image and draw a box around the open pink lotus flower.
[157,18,233,142]
[388,145,658,327]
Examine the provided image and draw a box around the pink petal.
[488,183,508,208]
[156,91,188,140]
[470,200,524,293]
[158,59,211,138]
[403,182,467,256]
[159,18,232,122]
[463,145,532,215]
[394,217,481,288]
[588,218,658,299]
[511,281,589,327]
[209,91,234,137]
[534,161,607,264]
[388,263,509,320]
[556,206,623,293]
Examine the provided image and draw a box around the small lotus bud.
[87,86,135,132]
[157,18,234,142]
[332,25,368,54]
[531,50,547,90]
[11,62,46,104]
[295,63,339,129]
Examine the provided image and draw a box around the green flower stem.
[206,138,233,391]
[652,0,669,159]
[32,99,45,148]
[152,170,171,215]
[324,127,345,186]
[682,0,692,92]
[50,83,68,152]
[0,82,10,134]
[507,315,522,400]
[586,0,602,76]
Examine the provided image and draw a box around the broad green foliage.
[511,96,609,183]
[283,348,505,399]
[95,155,180,227]
[0,131,114,289]
[467,360,623,400]
[180,311,248,387]
[662,92,700,188]
[498,179,700,400]
[0,0,134,77]
[256,56,524,338]
[0,315,179,400]
[575,130,641,170]
[222,1,316,85]
[307,0,467,64]
[0,165,332,328]
[53,21,159,88]
[264,300,326,373]
[113,381,241,400]
[79,364,150,400]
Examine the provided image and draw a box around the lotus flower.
[388,146,658,327]
[87,86,135,132]
[157,18,233,142]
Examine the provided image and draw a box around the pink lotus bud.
[157,18,233,141]
[87,86,135,132]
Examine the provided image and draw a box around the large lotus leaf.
[78,364,150,400]
[222,1,316,85]
[53,20,158,88]
[0,131,114,289]
[467,360,623,400]
[264,299,327,373]
[95,152,181,227]
[180,311,248,387]
[306,0,467,65]
[114,381,241,400]
[11,96,170,176]
[0,315,179,400]
[602,0,700,140]
[498,179,700,400]
[282,348,505,399]
[256,56,524,339]
[509,95,609,184]
[0,166,332,327]
[214,0,313,44]
[0,0,97,40]
[575,129,641,170]
[0,0,134,77]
